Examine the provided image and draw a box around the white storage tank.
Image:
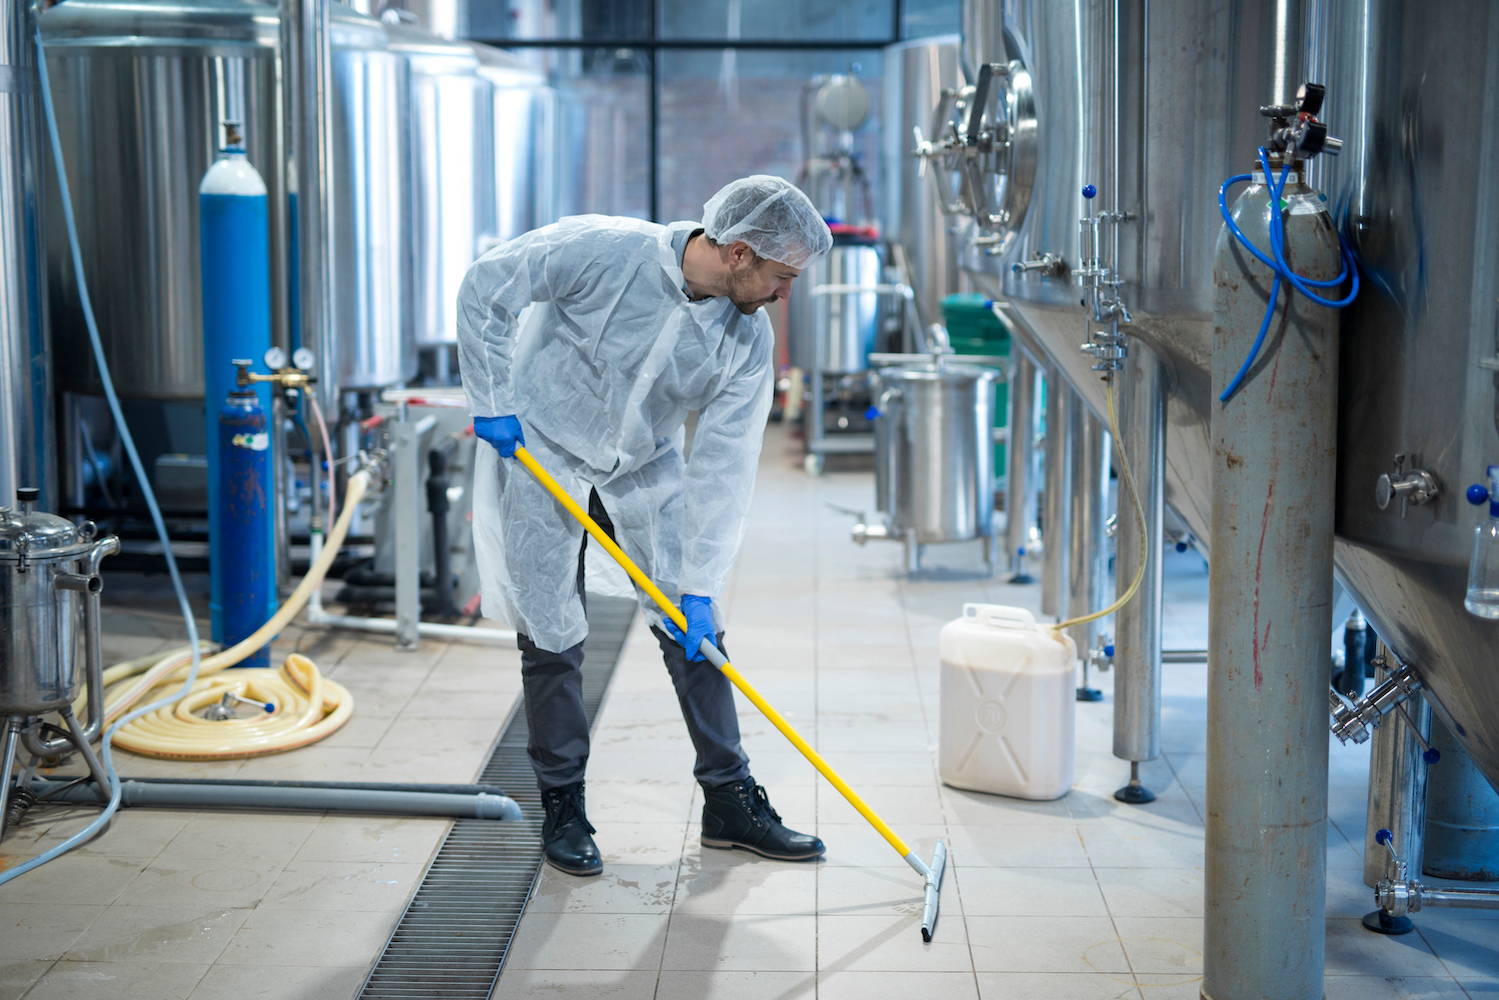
[938,603,1075,800]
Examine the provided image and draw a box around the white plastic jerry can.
[938,603,1077,800]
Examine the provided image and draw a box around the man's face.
[725,245,801,316]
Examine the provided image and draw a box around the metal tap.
[1011,252,1066,277]
[1375,454,1440,516]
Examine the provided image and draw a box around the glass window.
[657,0,894,44]
[656,49,883,225]
[900,0,960,39]
[471,0,651,42]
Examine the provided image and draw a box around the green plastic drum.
[940,293,1010,472]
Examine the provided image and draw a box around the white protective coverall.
[457,215,774,652]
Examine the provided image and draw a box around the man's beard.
[726,267,772,315]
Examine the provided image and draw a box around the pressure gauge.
[263,346,288,371]
[292,347,316,371]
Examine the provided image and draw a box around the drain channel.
[357,596,636,1000]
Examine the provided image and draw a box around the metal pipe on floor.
[1113,344,1165,798]
[1040,371,1073,619]
[32,777,524,820]
[1004,349,1038,582]
[305,530,516,646]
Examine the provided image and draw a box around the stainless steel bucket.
[858,360,999,571]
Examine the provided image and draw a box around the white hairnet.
[702,175,832,269]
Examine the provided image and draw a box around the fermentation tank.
[40,0,413,398]
[385,20,485,349]
[960,0,1499,791]
[475,46,546,243]
[882,36,963,329]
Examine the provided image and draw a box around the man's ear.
[730,241,755,266]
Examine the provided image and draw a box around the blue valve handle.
[864,406,881,421]
[1082,184,1098,199]
[1375,828,1394,846]
[1467,484,1490,506]
[1102,644,1116,658]
[1424,748,1441,765]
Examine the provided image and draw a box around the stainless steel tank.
[792,241,885,375]
[866,360,998,567]
[965,0,1499,791]
[1315,0,1499,792]
[40,0,412,397]
[385,21,485,348]
[982,0,1288,545]
[882,36,963,330]
[475,46,545,244]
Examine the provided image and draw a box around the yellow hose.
[1052,378,1150,634]
[79,471,370,760]
[512,445,919,864]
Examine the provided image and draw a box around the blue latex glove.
[664,594,717,662]
[473,415,525,458]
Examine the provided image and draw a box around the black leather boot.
[540,782,602,876]
[701,777,825,861]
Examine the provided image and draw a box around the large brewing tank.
[790,237,884,375]
[383,20,485,348]
[1315,1,1499,791]
[977,0,1289,545]
[474,46,545,244]
[882,36,962,330]
[40,0,412,398]
[969,0,1499,791]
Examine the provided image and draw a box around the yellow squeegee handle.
[512,445,916,865]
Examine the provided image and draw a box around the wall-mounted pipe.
[0,0,54,507]
[282,0,338,413]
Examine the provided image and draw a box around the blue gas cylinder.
[200,126,275,652]
[217,391,274,669]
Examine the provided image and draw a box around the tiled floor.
[2,424,1497,999]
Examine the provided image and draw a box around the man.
[457,175,832,876]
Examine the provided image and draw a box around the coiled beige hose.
[80,471,370,760]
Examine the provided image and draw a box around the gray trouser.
[517,490,751,792]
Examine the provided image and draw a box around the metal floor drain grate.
[357,597,636,1000]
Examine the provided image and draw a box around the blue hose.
[3,9,206,886]
[1216,147,1360,402]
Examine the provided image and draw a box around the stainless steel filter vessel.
[0,494,116,714]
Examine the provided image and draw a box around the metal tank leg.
[1113,346,1165,803]
[1362,647,1431,935]
[1005,350,1039,583]
[0,718,23,841]
[60,708,112,803]
[1066,402,1107,702]
[1040,371,1073,620]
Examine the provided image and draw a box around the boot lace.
[545,785,597,835]
[749,783,782,825]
